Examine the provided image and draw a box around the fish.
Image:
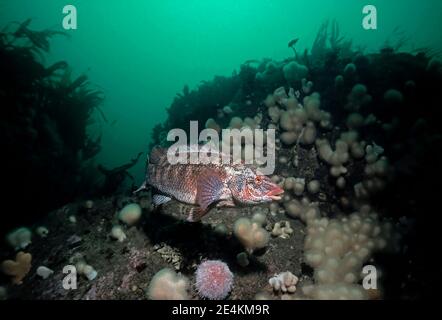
[139,145,284,222]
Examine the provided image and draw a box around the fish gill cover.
[0,1,441,303]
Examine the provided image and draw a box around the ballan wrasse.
[138,146,284,222]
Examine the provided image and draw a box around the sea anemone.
[195,260,233,300]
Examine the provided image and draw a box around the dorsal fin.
[149,146,167,164]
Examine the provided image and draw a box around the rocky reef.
[146,20,441,299]
[1,21,441,300]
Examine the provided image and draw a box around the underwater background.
[1,0,441,185]
[1,0,442,300]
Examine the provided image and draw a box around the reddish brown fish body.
[145,146,284,221]
[149,162,227,205]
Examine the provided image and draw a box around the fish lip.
[266,186,284,200]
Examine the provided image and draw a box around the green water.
[1,0,441,184]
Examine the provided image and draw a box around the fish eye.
[255,176,263,185]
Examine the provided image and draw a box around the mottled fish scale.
[150,162,228,204]
[144,145,284,221]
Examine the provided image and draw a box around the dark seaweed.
[0,21,105,234]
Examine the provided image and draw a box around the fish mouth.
[266,186,284,200]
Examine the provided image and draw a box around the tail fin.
[133,152,150,194]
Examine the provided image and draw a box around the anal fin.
[152,194,172,206]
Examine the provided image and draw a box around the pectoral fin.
[196,171,224,211]
[187,171,224,222]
